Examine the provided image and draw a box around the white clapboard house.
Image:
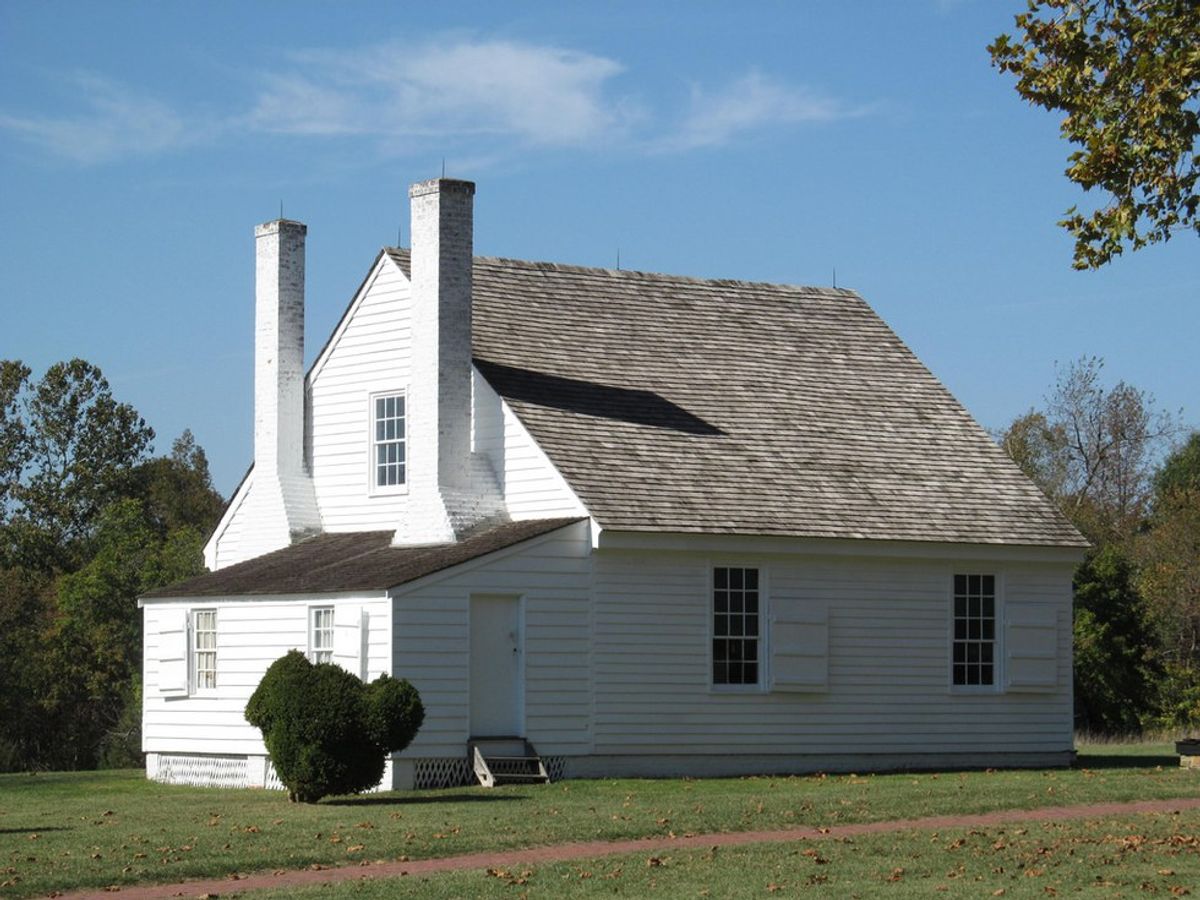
[140,178,1087,791]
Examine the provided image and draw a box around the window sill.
[368,484,409,499]
[710,684,766,695]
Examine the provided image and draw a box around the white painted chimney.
[253,219,321,541]
[394,178,501,546]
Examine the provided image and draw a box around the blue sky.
[1,1,1195,498]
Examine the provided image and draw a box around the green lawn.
[0,743,1195,898]
[243,809,1200,898]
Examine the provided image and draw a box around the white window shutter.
[1005,602,1058,692]
[158,608,189,695]
[770,599,829,692]
[333,606,367,680]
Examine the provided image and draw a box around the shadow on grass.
[323,792,526,807]
[1074,754,1180,770]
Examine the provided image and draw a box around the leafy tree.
[134,430,225,537]
[999,357,1177,545]
[997,358,1183,734]
[1138,434,1200,728]
[0,358,222,769]
[1073,545,1161,733]
[246,651,424,803]
[1,359,154,572]
[990,0,1200,268]
[0,361,31,518]
[1153,430,1200,500]
[0,566,54,770]
[998,409,1069,499]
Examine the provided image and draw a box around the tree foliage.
[1137,433,1200,728]
[246,651,424,803]
[1,359,154,572]
[1000,356,1177,546]
[1072,545,1161,732]
[990,0,1200,268]
[0,358,223,771]
[997,358,1191,734]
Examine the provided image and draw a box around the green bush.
[245,650,424,803]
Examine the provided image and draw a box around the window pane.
[715,568,728,589]
[730,569,743,590]
[953,573,996,687]
[745,570,758,590]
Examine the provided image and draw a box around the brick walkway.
[61,796,1200,899]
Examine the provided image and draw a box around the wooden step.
[469,738,551,788]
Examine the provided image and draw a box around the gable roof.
[144,517,584,598]
[389,249,1085,548]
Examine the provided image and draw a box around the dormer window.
[372,392,406,491]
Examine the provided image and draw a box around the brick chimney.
[393,178,496,546]
[253,219,321,542]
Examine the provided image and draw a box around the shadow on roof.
[476,359,724,437]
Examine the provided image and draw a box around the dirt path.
[60,796,1200,899]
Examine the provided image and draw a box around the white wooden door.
[469,595,522,736]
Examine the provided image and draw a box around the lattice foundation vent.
[413,757,473,789]
[543,755,566,782]
[263,759,287,791]
[155,754,249,789]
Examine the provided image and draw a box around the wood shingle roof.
[143,518,584,598]
[389,249,1085,548]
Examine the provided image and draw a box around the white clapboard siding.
[391,520,592,758]
[1005,602,1059,692]
[309,257,414,531]
[770,598,828,691]
[591,552,1074,757]
[142,596,391,756]
[472,372,588,520]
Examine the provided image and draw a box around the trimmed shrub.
[245,650,424,803]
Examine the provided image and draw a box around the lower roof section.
[142,517,586,599]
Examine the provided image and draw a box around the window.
[310,606,334,664]
[372,393,406,489]
[192,609,217,691]
[713,566,760,686]
[953,574,995,686]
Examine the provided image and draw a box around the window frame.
[368,390,408,496]
[190,608,218,694]
[949,572,1003,693]
[710,564,767,692]
[309,605,334,665]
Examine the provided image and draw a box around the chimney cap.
[255,219,308,237]
[409,178,476,199]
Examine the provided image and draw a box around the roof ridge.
[384,246,857,299]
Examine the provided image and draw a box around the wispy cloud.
[657,71,859,153]
[0,39,868,166]
[245,38,634,148]
[0,73,194,164]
